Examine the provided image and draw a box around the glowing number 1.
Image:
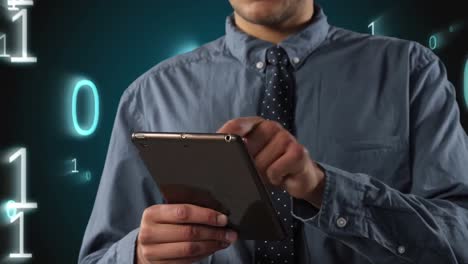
[7,148,37,259]
[368,22,375,35]
[71,158,79,173]
[464,58,468,110]
[11,9,37,63]
[0,33,9,57]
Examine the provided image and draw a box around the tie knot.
[266,46,289,66]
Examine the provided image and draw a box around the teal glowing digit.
[7,148,37,259]
[11,9,37,63]
[464,58,468,109]
[71,158,79,173]
[368,21,375,35]
[0,33,9,57]
[174,42,199,56]
[429,35,438,50]
[84,171,91,182]
[5,200,17,220]
[71,80,100,136]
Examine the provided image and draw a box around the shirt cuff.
[290,162,370,239]
[117,228,140,264]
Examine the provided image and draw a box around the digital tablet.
[132,132,286,240]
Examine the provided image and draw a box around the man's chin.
[241,8,286,26]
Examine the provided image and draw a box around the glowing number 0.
[72,80,100,136]
[429,35,438,50]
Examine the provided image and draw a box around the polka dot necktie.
[255,45,298,264]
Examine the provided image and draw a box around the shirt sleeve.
[78,84,165,264]
[291,44,468,263]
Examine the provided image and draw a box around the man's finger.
[254,130,292,174]
[139,224,237,244]
[143,204,228,227]
[216,116,264,137]
[141,241,228,261]
[266,143,308,186]
[157,255,211,264]
[246,120,288,157]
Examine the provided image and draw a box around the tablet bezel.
[132,132,286,240]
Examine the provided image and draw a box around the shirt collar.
[225,4,330,72]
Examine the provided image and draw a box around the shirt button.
[292,57,300,64]
[256,61,265,69]
[397,245,406,254]
[336,217,347,228]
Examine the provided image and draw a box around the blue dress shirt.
[78,5,468,264]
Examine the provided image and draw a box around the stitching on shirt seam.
[144,39,232,77]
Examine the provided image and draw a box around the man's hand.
[217,116,326,208]
[136,204,238,264]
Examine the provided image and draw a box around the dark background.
[0,0,467,263]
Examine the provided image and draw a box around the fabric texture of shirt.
[78,4,468,264]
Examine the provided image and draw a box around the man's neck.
[233,4,314,44]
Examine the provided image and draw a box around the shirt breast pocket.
[326,136,410,190]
